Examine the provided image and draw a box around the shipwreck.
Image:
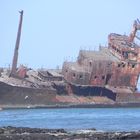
[0,11,140,108]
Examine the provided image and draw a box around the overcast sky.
[0,0,140,69]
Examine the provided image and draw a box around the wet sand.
[0,126,140,140]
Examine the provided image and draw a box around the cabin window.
[94,76,97,79]
[105,74,112,85]
[89,61,92,67]
[123,52,128,59]
[102,75,105,80]
[118,64,121,67]
[79,75,83,79]
[132,64,135,68]
[122,64,125,68]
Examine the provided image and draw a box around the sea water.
[0,108,140,131]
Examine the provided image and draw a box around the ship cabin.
[62,33,140,91]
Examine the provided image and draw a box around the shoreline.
[1,102,140,109]
[0,126,140,140]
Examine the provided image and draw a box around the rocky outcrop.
[0,126,140,140]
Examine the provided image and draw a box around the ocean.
[0,108,140,131]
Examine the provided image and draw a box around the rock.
[0,126,140,140]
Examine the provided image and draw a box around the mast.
[129,19,140,42]
[11,10,23,76]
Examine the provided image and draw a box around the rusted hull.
[0,81,118,107]
[0,81,58,106]
[69,84,116,101]
[1,80,140,108]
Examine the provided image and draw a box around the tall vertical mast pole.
[11,10,23,76]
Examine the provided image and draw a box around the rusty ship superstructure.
[0,11,140,108]
[62,19,140,103]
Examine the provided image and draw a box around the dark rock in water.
[0,126,140,140]
[0,126,66,134]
